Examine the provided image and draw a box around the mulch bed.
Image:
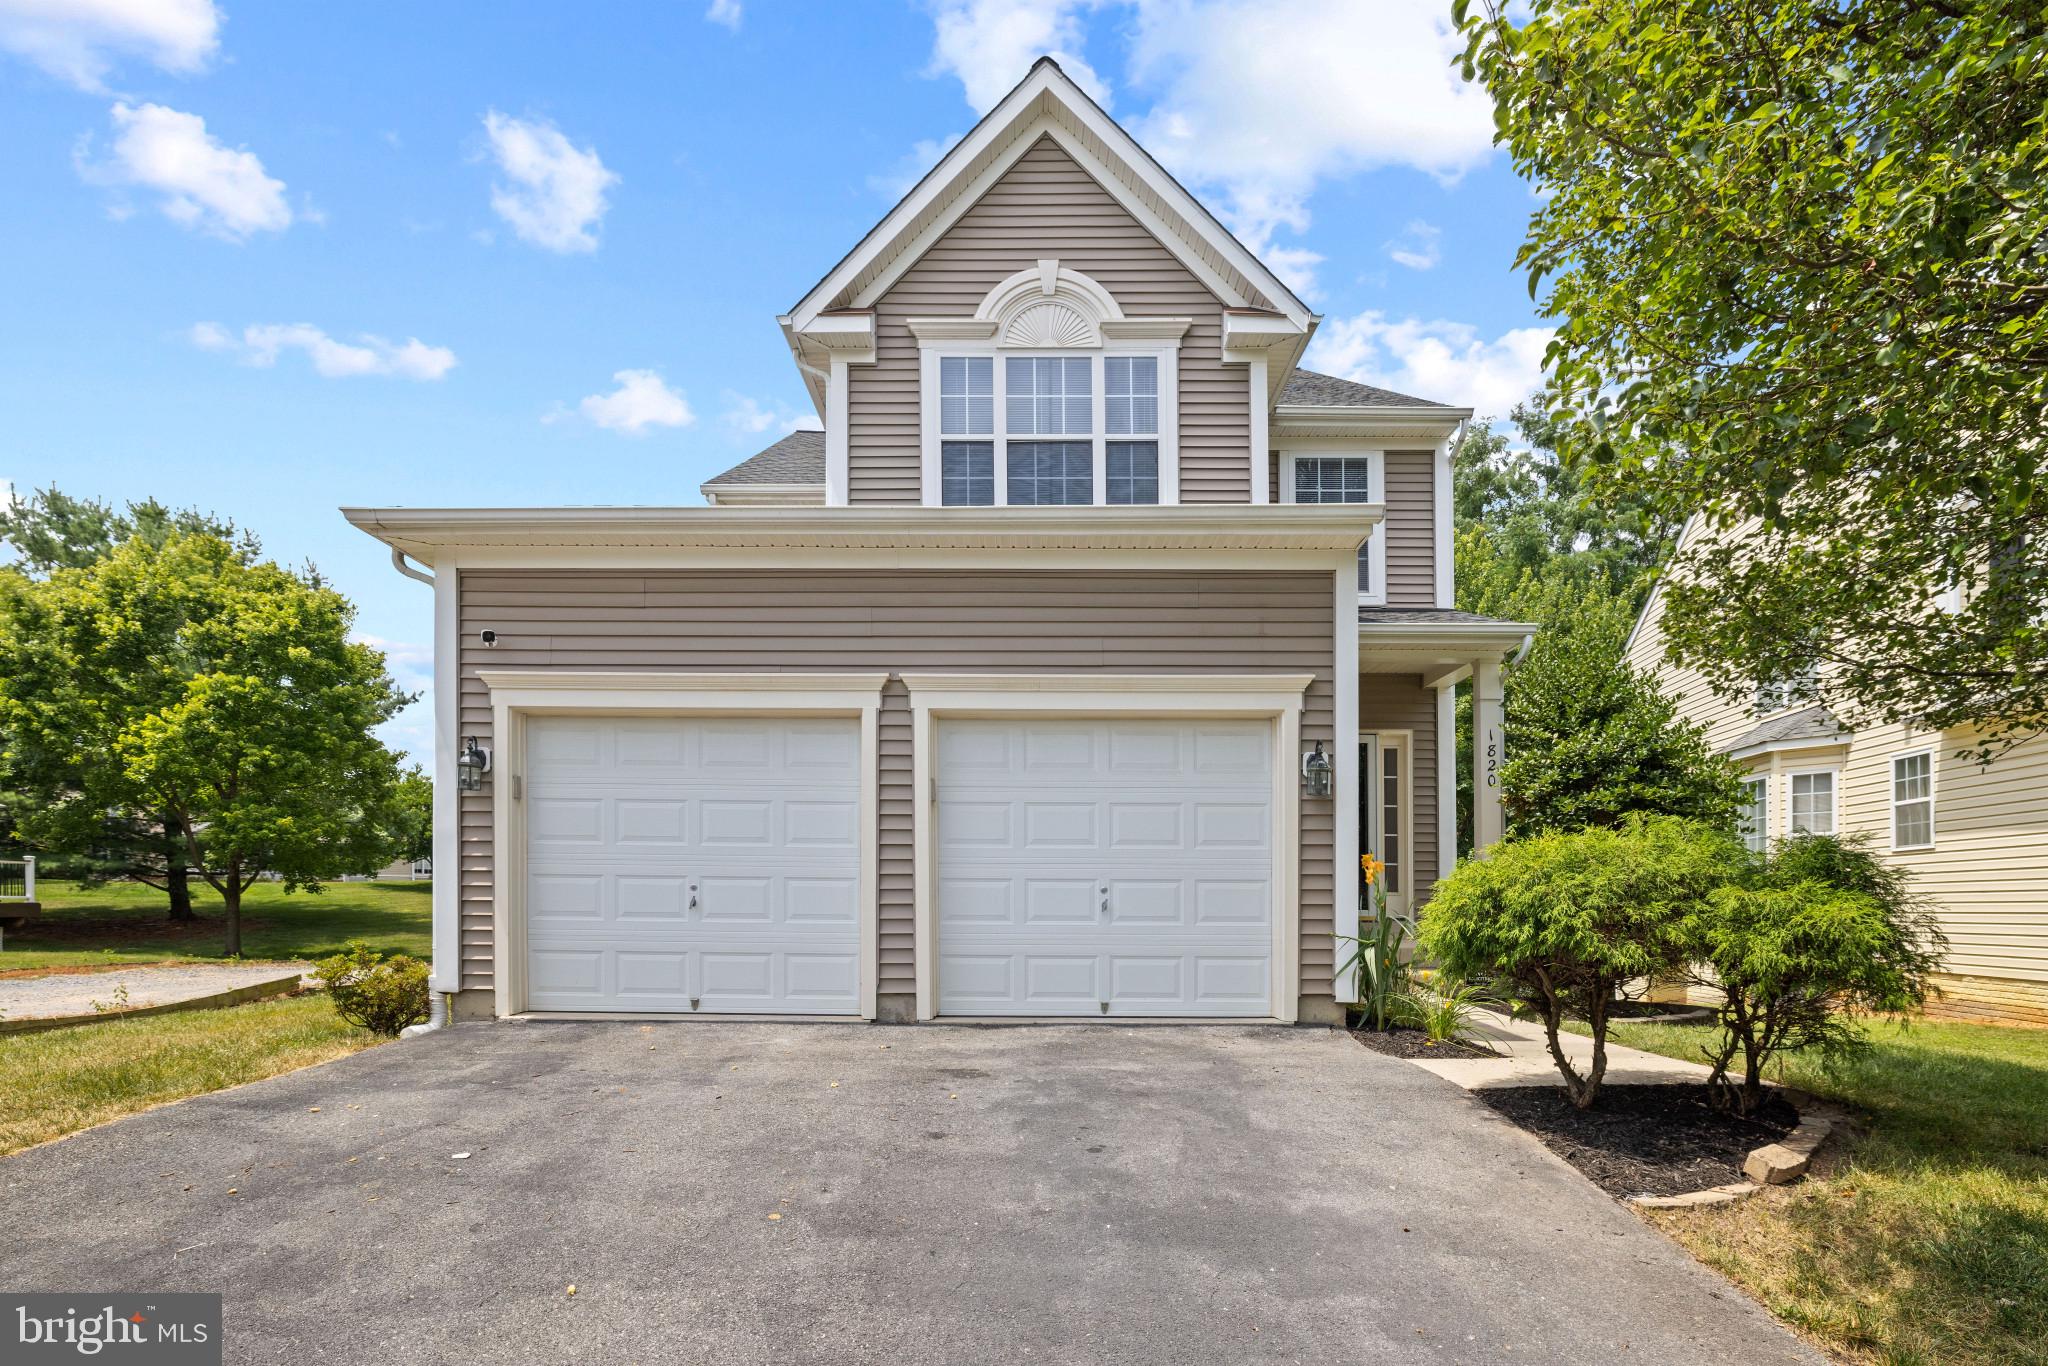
[1475,1083,1799,1198]
[1349,1026,1497,1060]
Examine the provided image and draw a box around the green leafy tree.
[391,766,433,867]
[0,533,414,954]
[1456,0,2048,755]
[0,487,260,918]
[1687,834,1946,1113]
[1498,574,1749,839]
[1422,816,1738,1107]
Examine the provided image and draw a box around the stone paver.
[0,962,307,1022]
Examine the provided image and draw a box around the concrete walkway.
[1411,1008,1714,1089]
[0,962,307,1023]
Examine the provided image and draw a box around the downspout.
[384,547,451,1038]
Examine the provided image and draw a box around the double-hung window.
[1891,751,1934,850]
[925,348,1174,507]
[1287,453,1382,602]
[1005,356,1094,505]
[1788,770,1837,835]
[1738,776,1770,853]
[938,356,995,507]
[1105,356,1160,504]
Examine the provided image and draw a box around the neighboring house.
[1628,518,2048,1025]
[345,59,1532,1025]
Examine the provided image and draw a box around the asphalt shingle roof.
[704,369,1454,489]
[703,428,825,485]
[1358,608,1520,627]
[1723,704,1848,755]
[1280,368,1451,409]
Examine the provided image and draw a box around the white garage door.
[936,718,1273,1017]
[523,715,861,1014]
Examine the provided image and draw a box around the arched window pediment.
[974,260,1124,349]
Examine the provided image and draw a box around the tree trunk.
[222,858,243,957]
[1574,994,1611,1110]
[164,816,195,922]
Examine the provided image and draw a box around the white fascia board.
[1725,734,1852,763]
[1358,623,1539,653]
[341,504,1385,561]
[698,482,828,506]
[785,61,1312,334]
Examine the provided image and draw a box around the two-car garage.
[492,672,1306,1022]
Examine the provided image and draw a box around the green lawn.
[2,878,430,973]
[1594,1016,2048,1366]
[0,991,379,1155]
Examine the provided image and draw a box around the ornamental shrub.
[1687,833,1944,1115]
[318,941,430,1037]
[1420,815,1738,1107]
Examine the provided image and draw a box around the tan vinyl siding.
[1359,673,1440,903]
[457,568,1336,998]
[851,136,1252,505]
[1633,541,2048,992]
[1382,450,1437,608]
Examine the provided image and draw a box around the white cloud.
[192,321,458,381]
[481,110,617,254]
[572,369,694,435]
[722,393,824,436]
[926,0,1110,114]
[915,0,1496,297]
[1123,0,1495,295]
[1306,312,1553,418]
[0,0,220,92]
[1385,219,1441,271]
[868,133,962,200]
[79,102,292,241]
[705,0,742,29]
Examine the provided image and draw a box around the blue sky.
[0,0,1549,765]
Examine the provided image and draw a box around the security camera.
[480,629,498,647]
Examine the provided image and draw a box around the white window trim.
[1784,766,1840,837]
[1739,773,1771,853]
[920,342,1181,507]
[1890,748,1937,852]
[477,671,889,1022]
[1363,730,1414,917]
[900,672,1311,1024]
[1276,448,1387,607]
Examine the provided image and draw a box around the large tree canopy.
[1457,0,2048,755]
[0,533,414,953]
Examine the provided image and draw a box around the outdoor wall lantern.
[456,736,492,792]
[1300,741,1333,799]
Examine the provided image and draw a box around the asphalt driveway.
[0,1022,1821,1365]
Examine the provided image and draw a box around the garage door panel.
[936,718,1273,1018]
[614,876,689,920]
[700,800,773,845]
[786,800,858,846]
[615,799,688,844]
[1023,955,1099,1004]
[1022,879,1096,924]
[530,797,604,845]
[785,877,859,924]
[523,715,861,1016]
[530,873,604,921]
[1022,802,1097,848]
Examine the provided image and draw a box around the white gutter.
[375,546,452,1036]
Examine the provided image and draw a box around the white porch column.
[1473,654,1506,853]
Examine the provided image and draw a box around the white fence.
[0,856,34,902]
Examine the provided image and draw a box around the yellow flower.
[1360,853,1384,886]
